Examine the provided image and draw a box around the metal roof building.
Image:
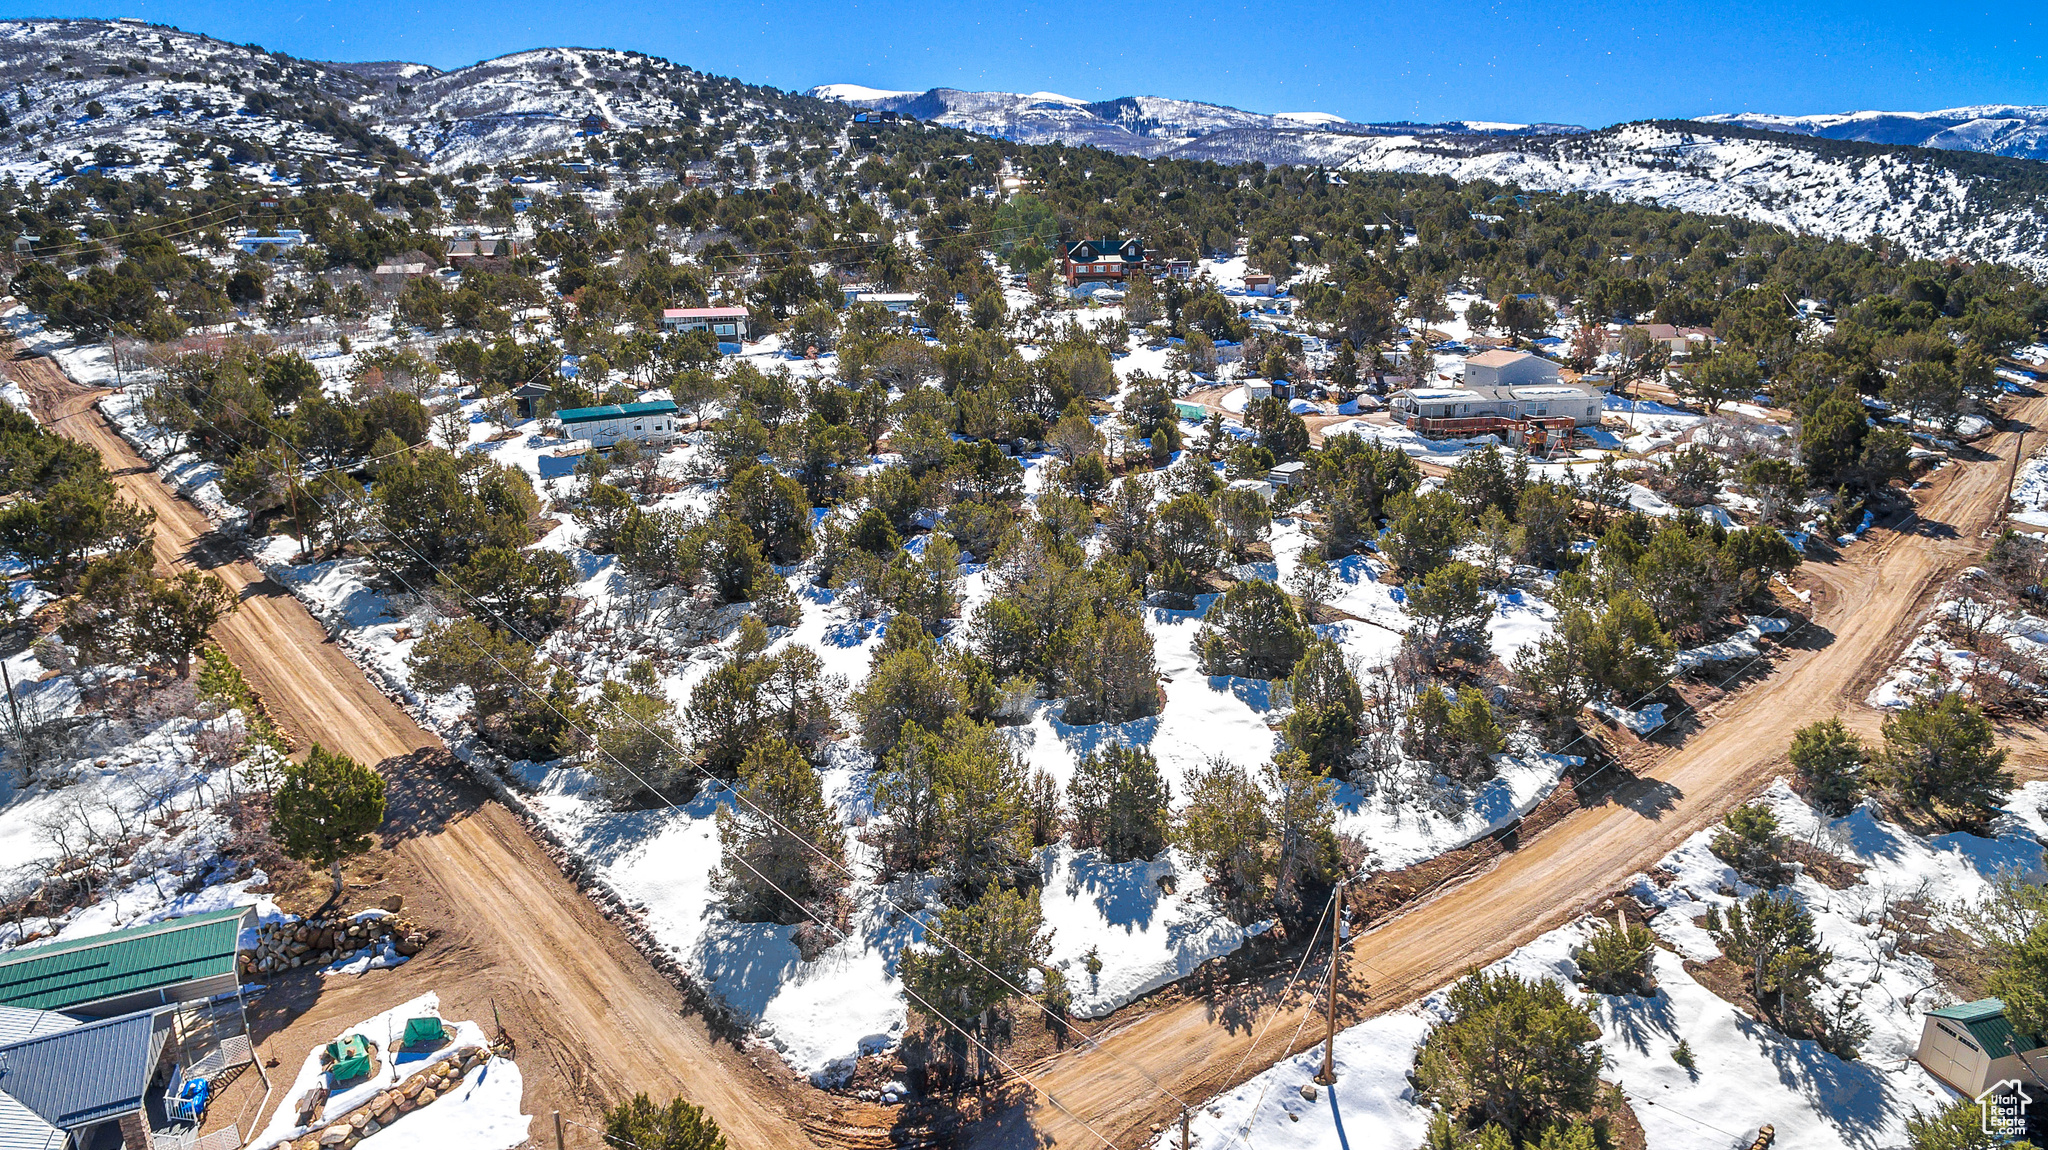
[1916,997,2048,1097]
[0,907,252,1018]
[0,1008,169,1138]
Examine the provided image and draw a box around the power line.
[35,297,1955,1141]
[52,314,1195,1124]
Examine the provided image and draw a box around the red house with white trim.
[1063,238,1144,287]
[661,306,752,341]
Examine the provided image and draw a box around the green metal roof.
[0,907,248,1013]
[1929,998,2044,1057]
[554,400,678,425]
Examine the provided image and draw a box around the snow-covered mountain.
[1164,121,2048,275]
[0,18,412,184]
[363,46,801,171]
[1698,106,2048,162]
[806,83,1581,155]
[0,18,823,181]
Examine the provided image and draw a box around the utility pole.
[1179,1105,1192,1150]
[553,1110,565,1150]
[2003,430,2026,523]
[1316,880,1344,1086]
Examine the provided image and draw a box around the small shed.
[1916,998,2048,1097]
[0,905,253,1018]
[1173,401,1207,422]
[553,400,680,450]
[1267,461,1308,487]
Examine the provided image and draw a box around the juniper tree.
[717,737,847,925]
[1788,718,1865,815]
[271,744,386,897]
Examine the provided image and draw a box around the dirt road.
[10,351,828,1150]
[1004,398,2048,1149]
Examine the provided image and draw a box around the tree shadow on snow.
[1053,851,1170,932]
[1745,1013,1908,1150]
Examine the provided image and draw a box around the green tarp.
[326,1034,371,1082]
[402,1017,445,1048]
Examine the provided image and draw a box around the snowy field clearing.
[1167,779,2048,1150]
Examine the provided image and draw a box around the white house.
[852,292,922,314]
[1389,382,1602,428]
[553,400,681,449]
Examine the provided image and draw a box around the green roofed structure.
[0,906,254,1018]
[551,399,680,451]
[1916,998,2048,1097]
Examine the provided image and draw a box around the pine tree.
[1154,491,1221,576]
[1789,718,1865,815]
[1414,969,1604,1141]
[1174,757,1273,915]
[1383,488,1467,576]
[717,737,847,925]
[1869,692,2012,825]
[1283,637,1364,773]
[850,619,971,755]
[1066,746,1171,862]
[1711,802,1790,887]
[1266,750,1338,927]
[1407,686,1507,784]
[1905,1097,2033,1150]
[1402,561,1493,668]
[1705,891,1830,1022]
[271,744,387,897]
[1571,918,1657,995]
[899,884,1049,1080]
[1575,593,1673,699]
[602,1094,726,1150]
[1196,579,1310,679]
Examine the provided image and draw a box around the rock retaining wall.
[286,1039,510,1150]
[241,910,429,975]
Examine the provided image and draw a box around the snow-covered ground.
[2012,442,2048,529]
[0,642,288,949]
[1168,779,2048,1150]
[1864,573,2048,710]
[249,992,527,1150]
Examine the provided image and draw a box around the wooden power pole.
[1316,881,1344,1086]
[2003,430,2027,521]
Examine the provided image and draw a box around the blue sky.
[2,0,2042,126]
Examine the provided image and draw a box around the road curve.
[1004,395,2047,1150]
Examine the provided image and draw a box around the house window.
[714,324,735,335]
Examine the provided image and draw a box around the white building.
[553,400,681,449]
[1389,382,1602,428]
[1461,349,1561,389]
